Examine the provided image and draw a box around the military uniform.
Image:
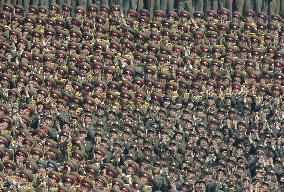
[161,0,174,13]
[236,0,253,16]
[178,0,194,14]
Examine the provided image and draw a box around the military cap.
[74,6,85,15]
[256,83,269,93]
[256,22,266,31]
[140,171,152,181]
[245,59,256,68]
[57,186,70,192]
[109,18,120,26]
[70,17,83,27]
[48,170,61,182]
[124,40,135,50]
[0,135,9,146]
[180,10,190,18]
[14,5,24,15]
[150,92,162,102]
[238,45,250,53]
[0,63,6,72]
[61,3,72,12]
[221,7,230,15]
[121,185,132,192]
[153,10,164,18]
[6,62,18,71]
[10,28,20,37]
[123,31,134,41]
[56,29,68,38]
[261,71,273,79]
[264,33,274,40]
[183,72,195,81]
[148,32,160,42]
[99,5,110,13]
[17,38,28,47]
[0,103,8,114]
[0,12,10,23]
[176,68,186,77]
[139,9,149,18]
[271,84,283,93]
[21,51,32,60]
[250,36,261,44]
[160,20,173,29]
[245,10,255,17]
[85,164,100,174]
[109,42,121,52]
[0,116,13,126]
[120,91,133,100]
[0,73,12,82]
[127,9,138,18]
[93,147,107,156]
[232,82,241,90]
[69,29,82,38]
[274,72,284,80]
[256,11,265,19]
[17,75,29,85]
[271,14,281,21]
[31,147,43,157]
[2,3,13,13]
[95,176,108,187]
[72,150,86,160]
[193,11,204,18]
[247,70,259,80]
[266,46,277,54]
[23,12,34,21]
[168,11,178,19]
[46,18,55,26]
[145,55,157,64]
[172,44,183,53]
[62,174,76,185]
[4,160,16,170]
[193,31,204,39]
[14,160,35,174]
[95,16,107,26]
[49,3,59,11]
[268,22,277,30]
[81,178,93,189]
[55,17,65,27]
[165,82,177,90]
[28,5,38,14]
[135,91,146,100]
[177,23,188,33]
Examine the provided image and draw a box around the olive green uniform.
[178,0,194,13]
[236,0,253,16]
[161,0,174,13]
[147,0,161,19]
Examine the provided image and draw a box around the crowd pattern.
[0,2,284,192]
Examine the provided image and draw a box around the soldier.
[161,0,174,14]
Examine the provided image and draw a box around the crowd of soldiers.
[0,1,284,192]
[1,0,284,19]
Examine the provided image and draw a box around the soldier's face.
[48,177,57,184]
[220,12,228,19]
[127,166,135,175]
[0,120,9,130]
